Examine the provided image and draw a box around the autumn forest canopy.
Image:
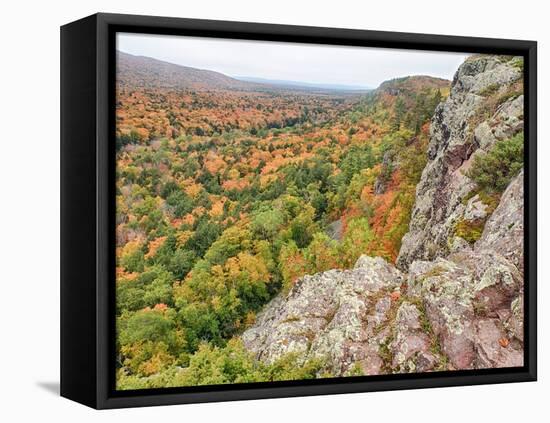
[115,50,455,389]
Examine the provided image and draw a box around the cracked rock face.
[242,256,404,376]
[476,170,524,273]
[397,56,524,270]
[403,171,524,370]
[390,302,437,373]
[407,256,477,369]
[406,252,523,369]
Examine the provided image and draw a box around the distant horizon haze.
[117,33,469,88]
[234,76,373,91]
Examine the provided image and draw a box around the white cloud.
[117,32,469,88]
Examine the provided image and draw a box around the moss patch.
[479,83,499,97]
[281,315,301,324]
[510,57,524,72]
[454,218,486,244]
[477,191,500,213]
[378,335,394,373]
[423,264,448,278]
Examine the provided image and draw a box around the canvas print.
[114,33,525,390]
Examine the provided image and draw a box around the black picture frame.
[61,12,537,409]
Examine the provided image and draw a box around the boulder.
[241,256,403,376]
[406,245,523,370]
[406,257,476,369]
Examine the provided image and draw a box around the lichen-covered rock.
[389,301,437,373]
[489,95,524,141]
[471,255,522,316]
[476,170,524,273]
[451,55,523,95]
[406,164,524,370]
[463,194,488,221]
[406,246,523,370]
[243,180,524,373]
[449,236,472,254]
[241,256,403,376]
[397,56,524,270]
[505,294,524,343]
[407,257,476,369]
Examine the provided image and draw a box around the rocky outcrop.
[242,171,524,374]
[406,220,524,370]
[241,55,525,376]
[242,256,405,376]
[396,55,524,270]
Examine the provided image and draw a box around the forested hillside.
[114,52,523,389]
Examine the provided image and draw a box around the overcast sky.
[117,33,469,88]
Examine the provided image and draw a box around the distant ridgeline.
[114,53,524,389]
